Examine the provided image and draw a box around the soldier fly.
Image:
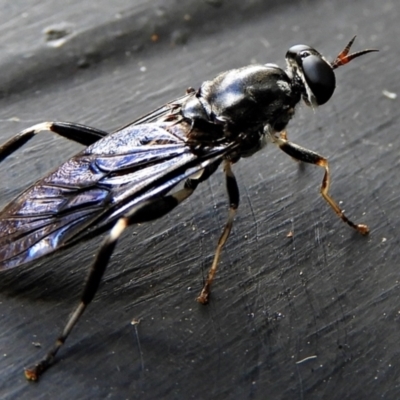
[0,36,377,381]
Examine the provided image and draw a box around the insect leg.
[24,214,139,381]
[272,134,369,235]
[197,161,239,304]
[24,166,218,381]
[0,122,109,163]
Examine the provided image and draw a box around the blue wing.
[0,118,229,270]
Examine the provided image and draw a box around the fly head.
[286,36,378,108]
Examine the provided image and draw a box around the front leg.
[271,132,369,235]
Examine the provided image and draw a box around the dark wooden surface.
[1,0,399,399]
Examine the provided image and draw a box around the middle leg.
[197,161,240,304]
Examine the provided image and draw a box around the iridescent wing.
[0,115,229,270]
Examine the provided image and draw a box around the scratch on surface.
[259,37,270,50]
[295,355,318,400]
[131,318,145,371]
[296,355,317,364]
[295,362,305,400]
[243,183,260,242]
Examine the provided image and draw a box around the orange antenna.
[331,36,378,69]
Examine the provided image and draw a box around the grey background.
[0,0,399,399]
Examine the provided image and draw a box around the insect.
[0,36,377,381]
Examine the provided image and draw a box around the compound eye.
[301,53,335,105]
